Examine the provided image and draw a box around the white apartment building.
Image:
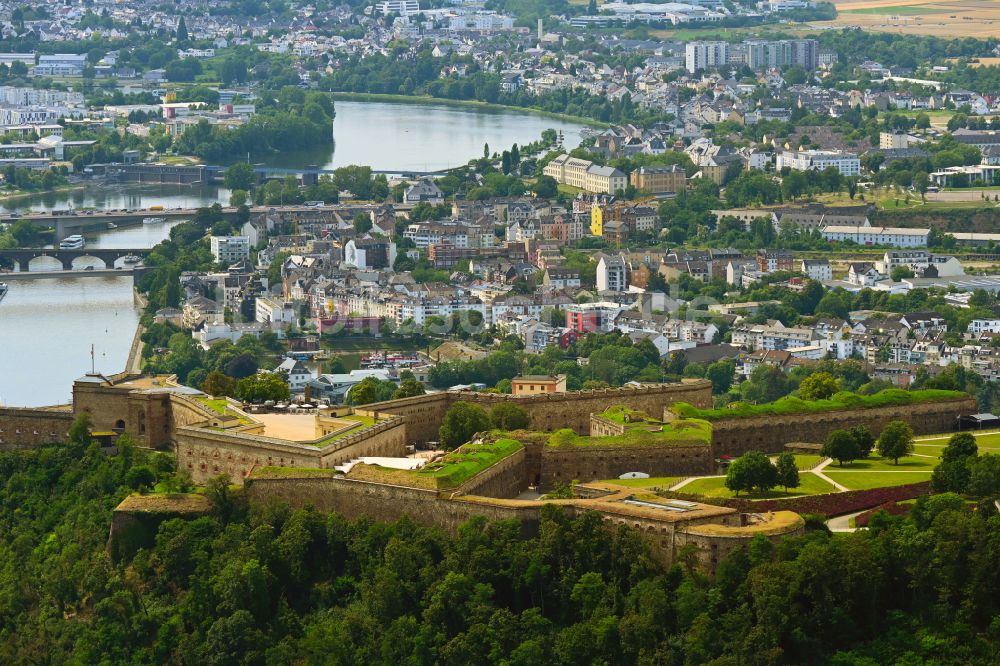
[968,319,1000,335]
[374,0,420,15]
[255,297,297,325]
[777,149,861,176]
[210,235,251,264]
[800,259,832,282]
[822,226,930,248]
[685,41,729,73]
[596,254,628,292]
[877,250,964,277]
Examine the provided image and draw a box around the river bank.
[0,184,86,203]
[329,92,606,129]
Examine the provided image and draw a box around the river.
[266,100,588,172]
[0,100,588,406]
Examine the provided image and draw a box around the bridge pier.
[17,258,30,272]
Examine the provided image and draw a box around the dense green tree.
[224,162,255,191]
[175,16,188,41]
[849,424,875,459]
[822,429,860,467]
[490,403,531,431]
[346,376,396,405]
[724,450,778,496]
[202,371,236,397]
[877,420,914,465]
[392,378,425,400]
[775,452,800,492]
[235,372,290,403]
[439,401,492,449]
[706,359,736,395]
[798,371,839,401]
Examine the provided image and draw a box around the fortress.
[0,370,979,571]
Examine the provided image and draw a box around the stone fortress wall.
[357,379,715,444]
[7,373,974,573]
[702,395,978,458]
[243,470,805,572]
[0,407,74,450]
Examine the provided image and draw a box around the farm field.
[815,0,1000,38]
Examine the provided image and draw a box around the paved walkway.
[826,510,866,533]
[812,457,850,492]
[669,475,721,491]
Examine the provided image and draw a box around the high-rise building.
[745,38,818,71]
[685,41,729,73]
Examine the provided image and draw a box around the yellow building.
[590,203,605,236]
[511,374,568,396]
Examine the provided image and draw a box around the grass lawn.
[912,444,944,459]
[682,472,838,499]
[916,430,1000,447]
[828,455,935,471]
[602,476,683,489]
[415,438,522,489]
[557,183,584,196]
[824,471,932,491]
[792,454,824,470]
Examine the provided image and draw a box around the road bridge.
[14,202,422,241]
[0,248,151,272]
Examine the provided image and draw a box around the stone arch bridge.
[0,248,150,272]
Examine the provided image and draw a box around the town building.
[822,226,930,248]
[685,41,729,73]
[800,259,832,281]
[275,358,313,393]
[629,165,687,194]
[511,374,567,396]
[597,253,629,291]
[210,236,251,264]
[776,149,860,176]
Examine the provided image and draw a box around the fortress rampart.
[361,379,714,444]
[0,407,74,449]
[243,470,804,572]
[175,415,407,485]
[705,395,977,457]
[538,441,713,489]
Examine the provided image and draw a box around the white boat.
[59,235,85,250]
[0,282,7,303]
[142,217,166,225]
[107,222,117,229]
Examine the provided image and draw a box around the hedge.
[670,388,968,421]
